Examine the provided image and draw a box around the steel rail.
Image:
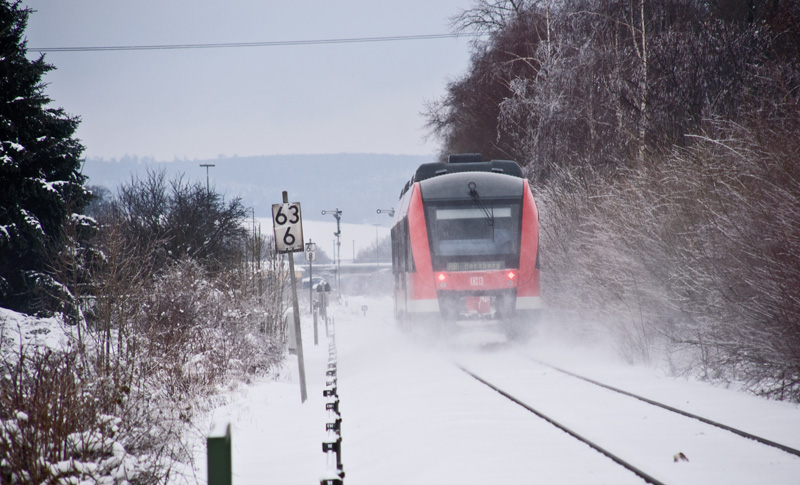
[458,365,666,485]
[530,358,800,458]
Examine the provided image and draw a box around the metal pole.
[322,209,343,299]
[307,239,313,314]
[374,223,380,271]
[331,239,336,299]
[334,211,341,298]
[200,163,215,192]
[284,191,307,403]
[313,308,318,346]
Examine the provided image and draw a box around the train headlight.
[507,271,516,286]
[437,273,446,288]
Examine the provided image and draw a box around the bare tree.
[113,168,248,272]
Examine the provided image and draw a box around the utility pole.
[200,163,215,192]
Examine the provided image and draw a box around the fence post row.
[207,421,232,485]
[321,317,344,485]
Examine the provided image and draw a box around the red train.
[390,154,541,332]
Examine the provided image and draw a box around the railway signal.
[322,208,343,298]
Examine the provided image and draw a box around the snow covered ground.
[184,295,800,484]
[0,307,75,355]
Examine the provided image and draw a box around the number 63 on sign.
[272,202,304,253]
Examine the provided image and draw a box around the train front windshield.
[426,201,521,271]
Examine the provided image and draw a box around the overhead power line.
[30,32,479,53]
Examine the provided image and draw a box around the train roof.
[420,170,523,201]
[400,154,523,198]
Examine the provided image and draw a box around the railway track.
[454,353,800,484]
[459,365,666,485]
[528,358,800,459]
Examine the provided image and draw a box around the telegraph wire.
[30,32,479,53]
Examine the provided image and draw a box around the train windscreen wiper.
[468,182,494,227]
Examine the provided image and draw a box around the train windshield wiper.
[468,182,494,227]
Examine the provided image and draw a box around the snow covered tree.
[0,1,89,314]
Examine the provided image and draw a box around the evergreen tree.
[0,1,89,313]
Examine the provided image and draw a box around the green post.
[207,421,231,485]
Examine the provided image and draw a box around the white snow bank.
[0,307,77,355]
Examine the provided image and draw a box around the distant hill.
[82,153,433,224]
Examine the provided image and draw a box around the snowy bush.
[1,223,287,482]
[651,118,800,400]
[136,258,283,403]
[0,257,287,482]
[0,345,154,483]
[537,116,800,400]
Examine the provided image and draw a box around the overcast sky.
[22,0,476,161]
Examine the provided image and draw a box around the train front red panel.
[432,270,518,292]
[407,184,437,302]
[517,179,541,306]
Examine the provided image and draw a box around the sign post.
[272,192,307,403]
[305,240,316,314]
[305,240,318,345]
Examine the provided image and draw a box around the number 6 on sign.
[272,202,304,253]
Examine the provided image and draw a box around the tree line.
[427,0,800,401]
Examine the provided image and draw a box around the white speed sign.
[272,202,304,253]
[305,242,317,262]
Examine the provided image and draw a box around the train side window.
[404,217,415,272]
[402,219,408,272]
[391,226,399,274]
